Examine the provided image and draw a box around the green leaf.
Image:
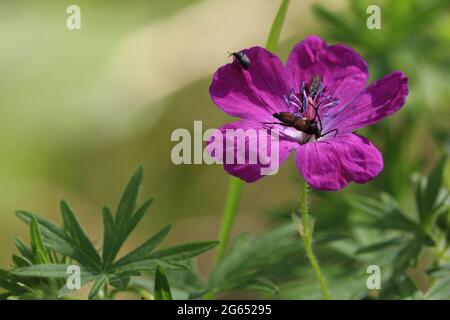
[101,207,115,266]
[154,265,172,300]
[111,245,212,274]
[313,5,361,44]
[148,241,219,261]
[114,225,171,267]
[208,224,299,295]
[30,216,50,264]
[244,278,278,294]
[115,165,144,234]
[420,154,448,223]
[60,200,102,269]
[16,210,101,269]
[16,210,68,242]
[13,238,34,262]
[265,0,290,52]
[111,259,188,274]
[125,199,153,239]
[12,264,91,278]
[58,274,100,298]
[89,275,109,300]
[427,264,450,277]
[109,273,133,291]
[425,276,450,300]
[350,194,420,233]
[103,165,144,267]
[356,237,403,255]
[12,255,32,268]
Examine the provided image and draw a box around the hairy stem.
[292,181,332,300]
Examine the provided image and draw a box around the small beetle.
[229,51,251,70]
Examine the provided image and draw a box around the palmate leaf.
[9,165,218,299]
[154,265,172,300]
[17,211,101,271]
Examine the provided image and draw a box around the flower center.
[278,75,340,144]
[284,75,340,118]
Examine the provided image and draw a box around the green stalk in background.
[292,181,332,300]
[213,0,291,266]
[213,177,245,264]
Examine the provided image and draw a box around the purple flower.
[208,36,408,191]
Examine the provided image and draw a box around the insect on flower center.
[266,75,340,144]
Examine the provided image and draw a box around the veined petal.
[286,35,368,107]
[207,120,295,182]
[210,47,292,122]
[295,133,383,191]
[325,71,408,132]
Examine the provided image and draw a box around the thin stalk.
[292,181,332,300]
[212,0,291,267]
[213,177,245,264]
[265,0,291,52]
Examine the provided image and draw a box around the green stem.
[209,0,291,300]
[265,0,291,52]
[213,177,245,264]
[292,181,332,300]
[213,0,291,267]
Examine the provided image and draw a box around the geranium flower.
[208,36,408,191]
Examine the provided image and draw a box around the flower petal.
[325,71,408,132]
[207,120,295,182]
[286,35,368,107]
[295,133,383,191]
[210,47,292,122]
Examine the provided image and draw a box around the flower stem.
[213,0,291,267]
[210,0,291,300]
[292,181,332,300]
[213,177,245,264]
[265,0,291,52]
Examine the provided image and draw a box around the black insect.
[229,51,250,70]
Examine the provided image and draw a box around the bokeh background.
[0,0,449,295]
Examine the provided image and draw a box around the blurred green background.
[0,0,449,282]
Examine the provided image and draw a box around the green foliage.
[0,166,217,300]
[154,265,173,300]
